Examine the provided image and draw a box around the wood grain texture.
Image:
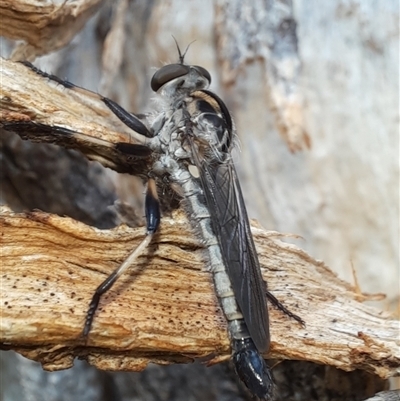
[0,58,150,176]
[215,0,309,151]
[0,0,104,60]
[1,206,398,378]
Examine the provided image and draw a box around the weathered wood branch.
[0,58,149,176]
[0,0,104,60]
[0,205,398,378]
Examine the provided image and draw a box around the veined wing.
[190,142,270,353]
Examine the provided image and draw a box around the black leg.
[20,61,76,89]
[265,289,305,327]
[82,178,160,339]
[20,61,151,138]
[102,98,152,138]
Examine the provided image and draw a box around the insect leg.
[82,178,160,338]
[20,61,151,138]
[20,61,76,89]
[265,289,305,327]
[102,98,152,138]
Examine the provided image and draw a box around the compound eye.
[151,64,190,92]
[193,66,211,84]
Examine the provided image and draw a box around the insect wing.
[190,147,270,353]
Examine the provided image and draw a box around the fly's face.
[151,63,211,101]
[150,62,233,164]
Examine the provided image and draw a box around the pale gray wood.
[364,390,400,401]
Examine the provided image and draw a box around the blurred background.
[1,0,398,400]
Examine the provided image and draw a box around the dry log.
[0,205,399,378]
[0,58,148,176]
[0,0,104,60]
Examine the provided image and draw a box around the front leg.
[20,61,152,139]
[82,178,161,339]
[102,98,152,138]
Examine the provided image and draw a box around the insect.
[5,44,303,400]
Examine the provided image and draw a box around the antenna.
[172,36,196,64]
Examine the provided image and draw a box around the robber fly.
[8,43,303,400]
